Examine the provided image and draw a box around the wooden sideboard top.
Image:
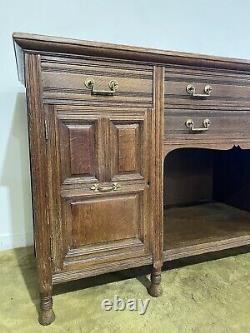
[13,32,250,84]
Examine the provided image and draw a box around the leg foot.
[39,295,55,326]
[147,268,163,297]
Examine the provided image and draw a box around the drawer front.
[41,56,153,107]
[165,109,250,143]
[165,66,250,110]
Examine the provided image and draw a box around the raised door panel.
[55,111,103,184]
[68,124,95,176]
[71,194,140,247]
[58,118,101,184]
[109,112,148,182]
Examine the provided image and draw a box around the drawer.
[165,109,250,142]
[41,55,153,107]
[165,66,250,110]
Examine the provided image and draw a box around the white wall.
[1,0,250,250]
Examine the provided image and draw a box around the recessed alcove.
[163,146,250,260]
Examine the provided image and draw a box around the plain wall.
[1,0,250,250]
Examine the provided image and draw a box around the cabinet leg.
[147,267,163,297]
[39,295,55,326]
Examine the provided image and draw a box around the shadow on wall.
[1,92,33,249]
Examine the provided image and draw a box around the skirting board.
[0,232,33,251]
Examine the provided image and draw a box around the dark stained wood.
[164,148,213,206]
[165,66,250,110]
[164,110,250,144]
[147,66,165,296]
[164,202,250,261]
[110,120,143,180]
[213,148,250,212]
[24,54,55,325]
[56,109,104,185]
[48,106,153,276]
[13,32,250,325]
[115,124,139,172]
[163,147,250,261]
[69,124,95,176]
[58,119,98,181]
[52,255,152,284]
[13,32,250,85]
[71,194,139,247]
[40,56,153,107]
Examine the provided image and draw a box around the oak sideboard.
[13,33,250,325]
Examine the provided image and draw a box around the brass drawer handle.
[185,118,211,132]
[85,79,118,96]
[186,84,212,99]
[90,183,120,192]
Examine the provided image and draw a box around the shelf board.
[164,202,250,261]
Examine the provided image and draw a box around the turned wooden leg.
[39,294,55,326]
[148,267,163,297]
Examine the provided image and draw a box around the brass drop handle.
[185,118,211,132]
[85,79,118,96]
[90,183,120,192]
[186,84,212,99]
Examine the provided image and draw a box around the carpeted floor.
[1,247,250,333]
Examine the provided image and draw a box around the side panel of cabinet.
[46,106,153,273]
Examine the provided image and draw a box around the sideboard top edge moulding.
[13,32,250,84]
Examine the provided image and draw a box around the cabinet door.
[46,106,153,273]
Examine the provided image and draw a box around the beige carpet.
[1,246,250,332]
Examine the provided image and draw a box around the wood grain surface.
[13,33,250,325]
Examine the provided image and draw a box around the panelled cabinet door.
[46,106,153,273]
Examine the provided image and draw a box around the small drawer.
[41,56,153,107]
[165,66,250,110]
[165,109,250,143]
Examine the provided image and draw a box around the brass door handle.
[186,84,212,99]
[90,183,120,192]
[185,118,211,132]
[85,79,118,96]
